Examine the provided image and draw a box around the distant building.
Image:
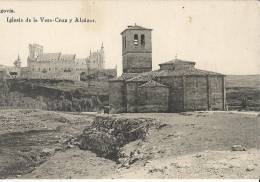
[0,43,116,82]
[26,43,105,80]
[109,24,226,113]
[0,55,22,79]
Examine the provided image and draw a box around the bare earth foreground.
[0,109,259,179]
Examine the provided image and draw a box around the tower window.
[141,34,145,46]
[134,34,138,45]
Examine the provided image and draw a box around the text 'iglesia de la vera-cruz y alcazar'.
[109,24,226,113]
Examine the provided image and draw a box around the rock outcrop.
[79,116,154,161]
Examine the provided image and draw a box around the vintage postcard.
[0,0,259,179]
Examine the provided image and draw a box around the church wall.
[156,76,184,112]
[123,53,152,73]
[183,75,208,111]
[109,80,127,113]
[126,81,145,112]
[209,75,225,110]
[137,86,169,112]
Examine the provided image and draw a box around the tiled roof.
[126,70,160,82]
[139,80,169,88]
[59,54,76,61]
[126,25,150,30]
[36,53,76,62]
[121,24,152,34]
[118,73,141,80]
[127,68,223,82]
[159,59,195,65]
[110,73,140,81]
[157,69,223,77]
[36,53,61,62]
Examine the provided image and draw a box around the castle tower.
[27,43,43,67]
[100,42,105,69]
[13,54,22,68]
[28,44,43,60]
[121,24,152,73]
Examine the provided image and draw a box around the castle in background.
[0,43,117,81]
[26,43,105,80]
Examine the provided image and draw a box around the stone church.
[109,24,226,113]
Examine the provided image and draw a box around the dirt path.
[21,148,117,179]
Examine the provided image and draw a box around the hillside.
[225,75,259,88]
[225,75,260,111]
[0,79,109,112]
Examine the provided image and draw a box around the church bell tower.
[121,24,152,73]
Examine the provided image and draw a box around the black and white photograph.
[0,0,259,179]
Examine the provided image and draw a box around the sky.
[0,0,259,75]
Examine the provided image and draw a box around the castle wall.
[29,60,88,73]
[26,70,80,81]
[137,86,169,112]
[0,70,7,80]
[109,80,127,113]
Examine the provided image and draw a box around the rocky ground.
[0,109,259,179]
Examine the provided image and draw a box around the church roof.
[159,58,196,65]
[156,68,223,77]
[139,80,169,88]
[121,24,152,34]
[126,68,223,83]
[126,70,160,82]
[110,73,140,81]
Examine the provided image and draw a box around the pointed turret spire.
[101,42,104,49]
[14,54,22,68]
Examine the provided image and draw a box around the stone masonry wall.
[123,53,152,73]
[156,76,184,112]
[126,81,146,112]
[184,76,208,111]
[109,81,127,113]
[137,86,169,112]
[209,76,225,110]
